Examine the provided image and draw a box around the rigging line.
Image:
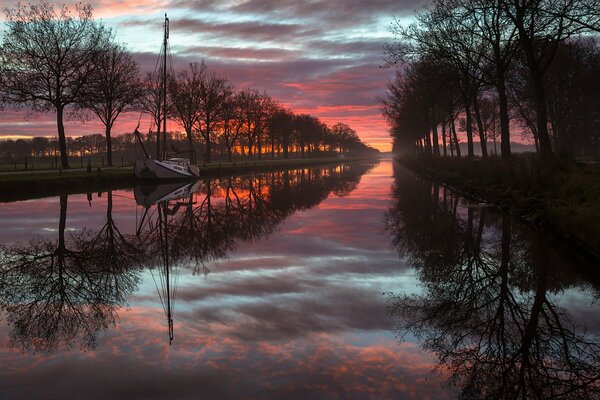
[150,268,167,313]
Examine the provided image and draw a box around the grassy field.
[0,156,382,202]
[0,157,131,172]
[400,155,600,259]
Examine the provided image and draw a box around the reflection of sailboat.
[135,182,199,345]
[134,181,201,208]
[133,14,199,180]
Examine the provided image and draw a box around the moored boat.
[134,156,199,180]
[133,14,199,181]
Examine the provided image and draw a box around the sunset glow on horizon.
[0,0,426,152]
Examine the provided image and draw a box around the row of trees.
[382,0,600,160]
[0,121,376,164]
[0,2,377,169]
[160,62,376,163]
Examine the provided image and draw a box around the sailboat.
[134,14,200,180]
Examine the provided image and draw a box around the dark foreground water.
[0,159,599,400]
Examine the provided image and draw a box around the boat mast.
[159,13,169,160]
[162,14,169,160]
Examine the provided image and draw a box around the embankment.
[0,156,382,203]
[399,156,600,260]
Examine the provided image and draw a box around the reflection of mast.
[157,202,175,344]
[135,182,197,345]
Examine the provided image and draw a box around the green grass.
[0,158,131,172]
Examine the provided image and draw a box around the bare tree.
[169,62,205,154]
[220,90,244,161]
[237,88,261,159]
[501,0,600,158]
[81,43,140,167]
[269,108,295,159]
[0,2,110,168]
[138,72,168,159]
[196,70,231,163]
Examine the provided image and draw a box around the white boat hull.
[134,158,199,180]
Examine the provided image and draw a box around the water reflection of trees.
[134,163,373,342]
[0,162,375,350]
[0,193,142,352]
[137,163,373,274]
[386,163,600,399]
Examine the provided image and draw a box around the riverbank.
[399,156,600,259]
[0,156,382,202]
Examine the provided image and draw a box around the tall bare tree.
[0,2,110,168]
[81,43,140,167]
[220,90,244,162]
[501,0,600,158]
[169,62,205,155]
[139,72,168,159]
[237,88,260,159]
[196,70,231,163]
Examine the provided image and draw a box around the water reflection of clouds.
[0,161,454,398]
[0,307,451,400]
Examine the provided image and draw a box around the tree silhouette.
[81,44,141,167]
[0,2,110,168]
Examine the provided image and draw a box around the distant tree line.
[0,1,377,169]
[382,0,600,160]
[0,121,377,165]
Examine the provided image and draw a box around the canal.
[0,159,598,399]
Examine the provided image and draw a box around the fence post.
[25,157,28,171]
[102,157,104,168]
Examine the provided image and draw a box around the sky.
[0,0,427,152]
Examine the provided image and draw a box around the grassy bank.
[400,155,600,259]
[0,156,381,203]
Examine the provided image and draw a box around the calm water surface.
[0,159,598,399]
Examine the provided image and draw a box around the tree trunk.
[464,101,474,158]
[205,130,212,163]
[155,121,161,160]
[497,72,512,159]
[271,138,275,159]
[258,137,262,160]
[530,70,554,158]
[441,122,447,157]
[451,115,461,158]
[186,128,193,151]
[519,31,553,159]
[56,106,69,169]
[105,124,113,167]
[473,96,488,158]
[431,122,440,157]
[424,128,432,156]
